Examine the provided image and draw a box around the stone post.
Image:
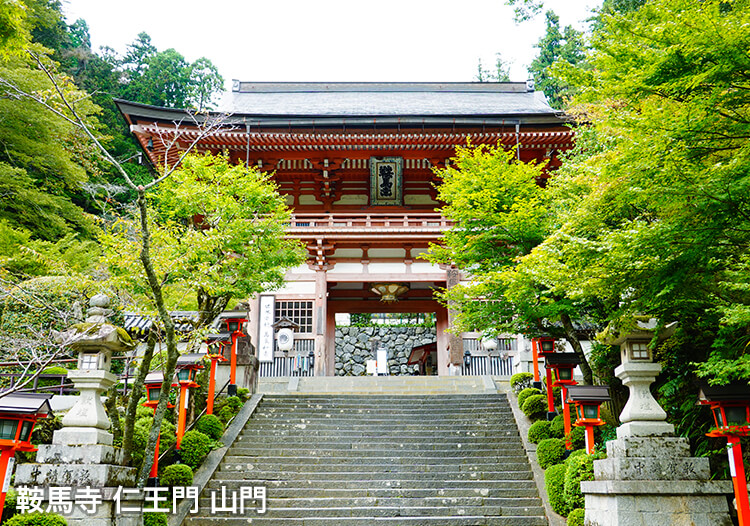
[581,318,733,526]
[16,294,140,526]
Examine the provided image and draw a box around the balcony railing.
[460,337,516,377]
[258,338,316,377]
[288,212,452,230]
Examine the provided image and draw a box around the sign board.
[2,457,14,493]
[366,360,377,376]
[258,295,276,363]
[376,348,388,375]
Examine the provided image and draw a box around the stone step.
[223,453,528,463]
[212,470,534,481]
[206,478,538,491]
[202,486,542,499]
[226,446,525,456]
[185,516,547,526]
[219,460,533,473]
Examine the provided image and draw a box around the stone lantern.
[204,333,230,414]
[580,317,733,526]
[16,294,140,526]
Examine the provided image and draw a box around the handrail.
[289,212,451,229]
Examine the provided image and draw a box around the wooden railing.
[288,212,451,230]
[258,338,316,377]
[461,337,516,377]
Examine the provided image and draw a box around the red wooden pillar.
[728,435,750,526]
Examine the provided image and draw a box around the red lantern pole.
[207,356,220,415]
[532,338,540,384]
[229,331,238,394]
[561,385,572,450]
[176,383,190,449]
[728,435,750,526]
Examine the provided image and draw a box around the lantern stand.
[566,385,611,454]
[536,336,557,419]
[218,310,248,397]
[174,353,203,459]
[546,352,581,451]
[142,372,176,486]
[698,381,750,526]
[0,393,53,511]
[204,333,230,415]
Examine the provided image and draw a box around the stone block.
[594,456,710,481]
[53,427,113,446]
[16,462,136,488]
[36,443,121,465]
[606,436,691,458]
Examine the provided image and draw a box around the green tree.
[528,11,586,108]
[475,53,511,82]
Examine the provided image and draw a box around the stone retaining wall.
[335,326,437,376]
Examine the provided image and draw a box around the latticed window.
[275,301,314,334]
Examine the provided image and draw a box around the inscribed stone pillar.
[445,267,464,366]
[314,267,328,376]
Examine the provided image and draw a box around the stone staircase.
[184,393,547,525]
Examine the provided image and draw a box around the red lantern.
[205,333,230,415]
[142,372,176,485]
[567,385,611,454]
[698,382,750,526]
[175,354,204,450]
[222,313,248,396]
[545,353,581,450]
[0,394,53,510]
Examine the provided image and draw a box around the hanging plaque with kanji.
[370,157,403,206]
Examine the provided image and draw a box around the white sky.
[61,0,595,86]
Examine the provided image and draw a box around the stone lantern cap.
[56,294,134,354]
[697,381,750,403]
[205,332,231,344]
[597,316,677,346]
[143,372,167,385]
[545,353,581,366]
[566,385,611,403]
[0,393,53,416]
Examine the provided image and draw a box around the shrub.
[564,453,595,511]
[143,513,168,526]
[565,449,587,466]
[4,512,67,526]
[136,404,153,419]
[179,430,212,469]
[517,387,542,408]
[161,463,193,487]
[236,387,250,401]
[217,405,235,424]
[131,417,176,470]
[521,394,547,419]
[510,372,534,393]
[549,414,565,438]
[196,414,224,440]
[225,396,243,411]
[528,420,552,444]
[3,487,17,520]
[537,438,566,469]
[544,463,569,516]
[567,507,585,526]
[567,426,586,450]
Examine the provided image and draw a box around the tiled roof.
[220,82,559,118]
[123,312,201,338]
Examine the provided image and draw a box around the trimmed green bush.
[161,463,193,487]
[521,394,547,419]
[567,507,585,526]
[549,414,565,438]
[567,426,585,450]
[196,414,224,440]
[565,449,587,466]
[564,453,595,511]
[544,463,569,516]
[179,430,212,469]
[136,404,153,419]
[4,512,67,526]
[517,387,542,408]
[225,396,243,411]
[216,405,234,424]
[236,387,250,401]
[143,513,168,526]
[528,420,552,444]
[131,417,176,470]
[537,438,566,469]
[510,372,534,393]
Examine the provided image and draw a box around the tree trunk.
[134,190,180,487]
[121,330,156,466]
[196,287,233,328]
[560,312,594,385]
[104,385,122,448]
